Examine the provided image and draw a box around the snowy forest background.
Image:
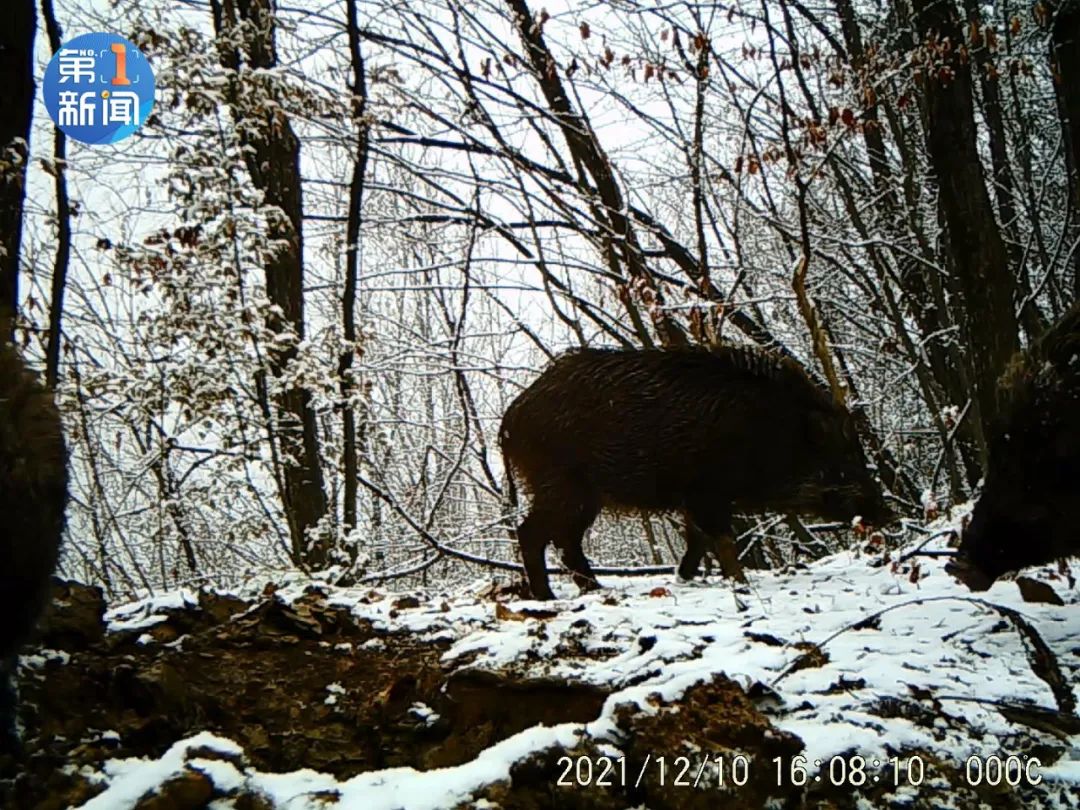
[5,0,1080,600]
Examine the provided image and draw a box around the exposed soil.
[0,579,1074,810]
[2,581,617,808]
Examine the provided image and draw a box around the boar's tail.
[505,464,519,512]
[499,424,520,513]
[498,427,523,566]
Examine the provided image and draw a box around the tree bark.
[41,0,71,389]
[961,0,1044,341]
[210,0,329,567]
[0,0,36,335]
[1051,0,1080,296]
[831,0,977,492]
[341,0,371,541]
[910,0,1018,456]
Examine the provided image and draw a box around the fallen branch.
[356,471,678,580]
[894,528,959,564]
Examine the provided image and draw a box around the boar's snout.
[945,554,995,592]
[814,471,893,530]
[805,410,893,528]
[948,499,1061,591]
[854,488,896,528]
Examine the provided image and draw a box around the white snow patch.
[20,648,70,667]
[408,702,440,726]
[324,682,346,706]
[78,732,243,810]
[189,757,245,792]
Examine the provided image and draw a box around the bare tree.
[910,0,1018,456]
[210,0,330,567]
[41,0,71,388]
[0,0,36,333]
[341,0,372,542]
[1051,0,1080,296]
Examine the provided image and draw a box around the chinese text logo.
[43,33,155,145]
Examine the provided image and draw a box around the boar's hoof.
[674,574,707,587]
[945,557,994,592]
[529,585,556,601]
[573,577,601,594]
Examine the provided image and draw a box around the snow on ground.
[78,527,1080,809]
[107,588,200,633]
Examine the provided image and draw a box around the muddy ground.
[0,579,1074,809]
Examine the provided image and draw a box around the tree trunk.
[833,0,978,492]
[961,1,1021,255]
[41,0,71,388]
[910,0,1019,456]
[341,0,371,542]
[0,0,36,333]
[1051,0,1080,297]
[210,0,329,567]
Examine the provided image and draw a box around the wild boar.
[0,336,67,749]
[947,302,1080,590]
[500,345,892,600]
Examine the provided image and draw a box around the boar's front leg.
[680,497,746,583]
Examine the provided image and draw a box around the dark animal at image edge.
[0,337,68,751]
[948,301,1080,590]
[500,345,892,600]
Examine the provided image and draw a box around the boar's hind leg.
[518,508,557,600]
[552,498,602,594]
[518,493,599,599]
[681,500,746,584]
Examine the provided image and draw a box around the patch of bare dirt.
[1,581,1067,810]
[1,581,611,809]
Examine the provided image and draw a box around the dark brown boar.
[0,336,68,748]
[500,345,892,600]
[947,302,1080,591]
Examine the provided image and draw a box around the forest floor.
[2,521,1079,810]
